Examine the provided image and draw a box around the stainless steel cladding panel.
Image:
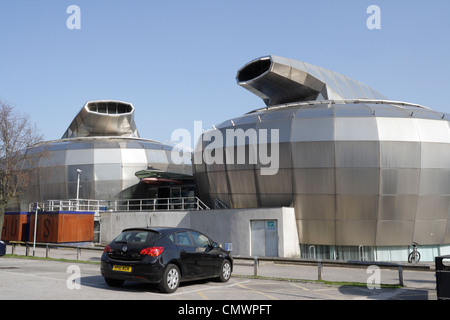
[194,55,450,247]
[62,100,139,138]
[17,100,192,211]
[236,55,386,106]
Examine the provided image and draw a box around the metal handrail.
[29,196,210,212]
[214,198,229,209]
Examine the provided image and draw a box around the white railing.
[29,197,210,212]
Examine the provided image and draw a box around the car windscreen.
[113,230,159,244]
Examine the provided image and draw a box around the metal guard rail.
[8,241,104,260]
[6,242,431,287]
[29,196,210,212]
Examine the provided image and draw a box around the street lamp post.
[76,169,82,210]
[32,202,38,256]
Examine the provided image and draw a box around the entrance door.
[157,187,170,209]
[146,188,157,199]
[251,220,278,257]
[170,187,181,209]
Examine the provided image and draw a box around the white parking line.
[226,280,252,287]
[170,280,252,296]
[0,269,65,282]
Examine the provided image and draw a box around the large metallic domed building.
[193,55,450,260]
[18,100,192,211]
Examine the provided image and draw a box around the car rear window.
[114,230,159,244]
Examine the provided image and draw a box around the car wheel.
[159,264,180,293]
[218,260,231,282]
[104,277,124,287]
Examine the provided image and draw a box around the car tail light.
[104,244,113,253]
[140,247,164,256]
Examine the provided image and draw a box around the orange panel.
[2,213,28,241]
[28,211,94,243]
[28,213,59,243]
[59,213,94,242]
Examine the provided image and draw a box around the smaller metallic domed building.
[193,55,450,260]
[18,100,192,211]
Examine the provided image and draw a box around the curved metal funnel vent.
[236,55,386,106]
[62,100,139,139]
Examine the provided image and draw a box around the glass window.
[346,78,365,98]
[295,105,334,118]
[260,109,296,121]
[290,59,308,74]
[369,104,408,117]
[139,141,163,150]
[114,230,158,244]
[68,142,94,150]
[403,106,442,120]
[173,231,193,246]
[334,104,373,117]
[190,231,212,248]
[125,141,142,148]
[47,142,69,151]
[216,120,234,129]
[359,83,376,99]
[334,74,356,99]
[368,87,386,100]
[92,141,120,149]
[317,68,343,98]
[233,114,260,125]
[303,62,325,83]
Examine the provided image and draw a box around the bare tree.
[0,100,44,240]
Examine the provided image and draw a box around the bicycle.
[408,242,421,263]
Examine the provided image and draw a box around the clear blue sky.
[1,0,449,146]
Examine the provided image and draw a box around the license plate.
[112,265,132,272]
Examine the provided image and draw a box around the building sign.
[266,221,276,231]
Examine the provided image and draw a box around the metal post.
[33,202,38,256]
[318,259,323,281]
[77,247,81,260]
[76,169,82,211]
[398,265,404,287]
[254,256,259,276]
[46,244,49,258]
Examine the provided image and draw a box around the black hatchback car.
[101,227,233,293]
[0,241,6,256]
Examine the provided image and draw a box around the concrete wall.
[99,210,190,243]
[99,207,300,258]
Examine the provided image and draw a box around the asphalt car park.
[0,257,436,301]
